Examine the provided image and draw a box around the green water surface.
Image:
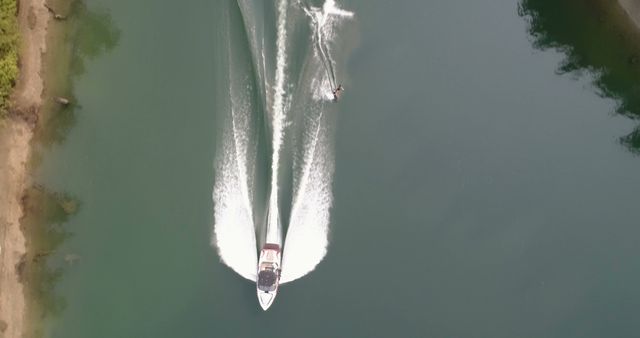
[35,0,640,337]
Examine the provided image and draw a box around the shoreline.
[0,0,50,337]
[619,0,640,28]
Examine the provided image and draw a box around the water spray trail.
[315,17,337,90]
[231,100,254,218]
[213,101,258,281]
[292,114,323,211]
[281,109,333,284]
[302,0,354,92]
[280,0,353,283]
[214,0,352,284]
[266,0,289,245]
[212,5,258,281]
[302,7,335,89]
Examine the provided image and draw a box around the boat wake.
[301,0,354,93]
[212,1,260,281]
[212,0,353,285]
[282,90,335,283]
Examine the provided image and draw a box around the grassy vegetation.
[0,0,19,116]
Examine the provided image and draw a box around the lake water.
[34,0,640,337]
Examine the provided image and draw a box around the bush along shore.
[0,0,18,117]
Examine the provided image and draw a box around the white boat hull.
[256,243,281,310]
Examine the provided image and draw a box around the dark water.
[34,0,640,337]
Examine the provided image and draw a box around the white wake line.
[268,0,289,233]
[302,0,354,92]
[291,113,324,214]
[281,110,330,284]
[302,6,334,90]
[230,106,253,223]
[226,11,253,233]
[212,14,258,282]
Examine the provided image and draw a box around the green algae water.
[33,0,640,337]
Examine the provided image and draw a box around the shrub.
[0,0,19,115]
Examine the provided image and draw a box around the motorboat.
[256,243,281,310]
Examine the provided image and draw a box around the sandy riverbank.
[0,122,30,338]
[0,0,50,337]
[620,0,640,28]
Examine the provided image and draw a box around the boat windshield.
[257,269,278,292]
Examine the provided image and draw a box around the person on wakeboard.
[332,84,344,102]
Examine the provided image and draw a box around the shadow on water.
[35,0,120,147]
[19,186,79,338]
[22,1,119,337]
[519,0,640,153]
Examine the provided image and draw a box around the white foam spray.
[213,0,353,285]
[212,7,259,282]
[281,110,334,283]
[302,0,353,91]
[212,95,258,282]
[280,0,353,283]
